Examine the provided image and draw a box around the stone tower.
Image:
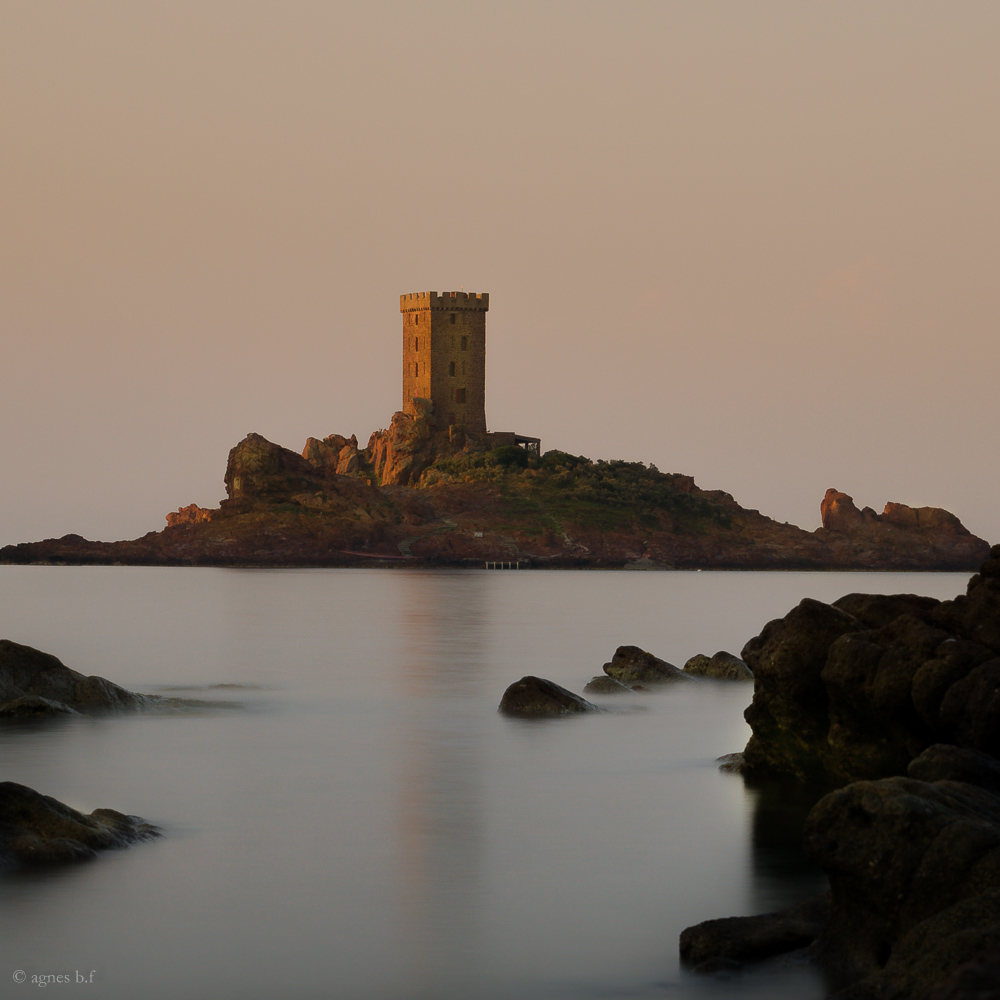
[400,291,488,436]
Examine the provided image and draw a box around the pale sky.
[2,1,998,546]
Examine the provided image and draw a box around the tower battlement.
[399,291,489,313]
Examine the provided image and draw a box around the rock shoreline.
[682,545,1000,999]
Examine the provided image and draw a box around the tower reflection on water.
[394,571,491,990]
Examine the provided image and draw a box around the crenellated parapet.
[399,291,489,312]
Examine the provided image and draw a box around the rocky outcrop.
[498,676,599,717]
[0,782,159,866]
[0,639,149,716]
[364,399,465,487]
[302,434,360,477]
[165,504,213,527]
[602,646,689,685]
[740,546,1000,785]
[819,488,990,570]
[224,433,322,502]
[683,651,753,680]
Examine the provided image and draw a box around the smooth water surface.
[0,568,970,999]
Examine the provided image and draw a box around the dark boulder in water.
[0,639,149,717]
[680,892,830,971]
[498,676,599,717]
[602,645,689,685]
[0,782,159,866]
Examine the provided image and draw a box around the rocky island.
[0,290,990,570]
[0,409,989,570]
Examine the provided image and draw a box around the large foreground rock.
[0,782,159,866]
[740,546,1000,785]
[498,676,599,717]
[803,756,1000,998]
[0,640,149,717]
[603,646,689,684]
[682,746,1000,997]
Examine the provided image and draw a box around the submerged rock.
[0,695,79,718]
[716,752,745,774]
[0,782,159,866]
[0,639,149,717]
[683,651,753,681]
[602,646,689,685]
[680,892,830,971]
[498,676,599,717]
[583,675,634,694]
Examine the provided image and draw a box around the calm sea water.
[0,567,970,1000]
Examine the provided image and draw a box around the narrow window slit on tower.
[449,362,456,376]
[461,336,467,350]
[450,313,456,324]
[455,388,466,403]
[415,363,418,377]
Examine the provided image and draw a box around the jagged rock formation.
[818,488,987,569]
[0,782,159,865]
[165,504,213,527]
[0,406,990,569]
[740,545,1000,786]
